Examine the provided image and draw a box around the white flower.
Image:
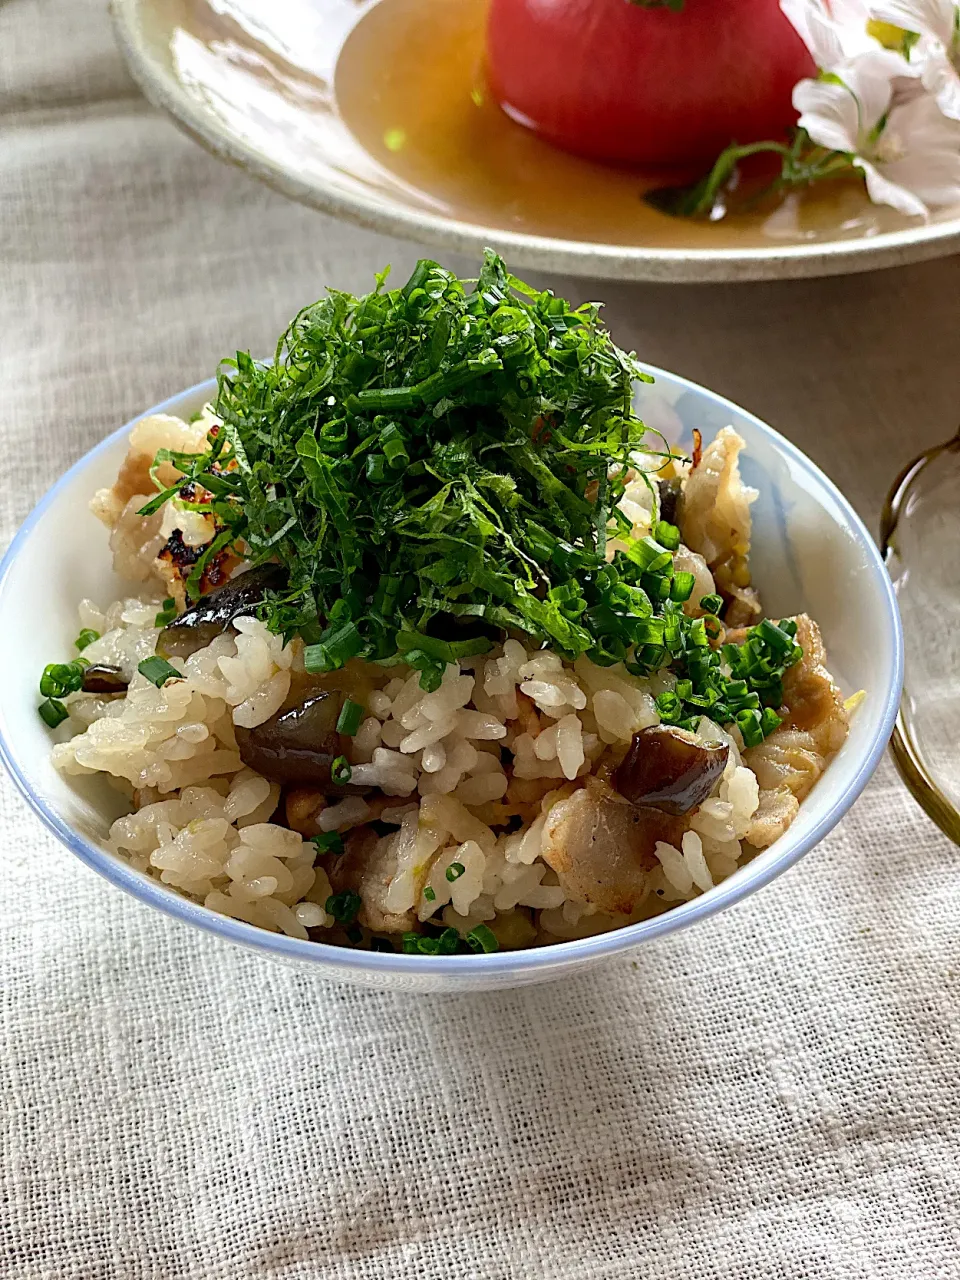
[794,48,960,215]
[870,0,960,119]
[781,0,880,68]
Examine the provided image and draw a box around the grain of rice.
[318,797,372,831]
[421,742,447,773]
[654,840,695,894]
[454,773,508,806]
[379,719,407,749]
[352,717,382,762]
[556,714,585,780]
[368,690,392,719]
[681,831,713,892]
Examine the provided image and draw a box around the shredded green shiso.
[141,252,683,678]
[40,253,801,747]
[136,251,800,738]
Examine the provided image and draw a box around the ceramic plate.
[111,0,960,283]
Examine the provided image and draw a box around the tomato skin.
[485,0,816,167]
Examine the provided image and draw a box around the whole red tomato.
[485,0,815,167]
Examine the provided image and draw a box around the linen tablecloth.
[3,4,960,1276]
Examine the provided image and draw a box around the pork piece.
[541,777,685,915]
[328,827,414,934]
[743,614,849,848]
[90,414,211,595]
[776,614,849,756]
[744,788,800,849]
[678,426,760,620]
[613,726,728,816]
[672,545,716,619]
[90,414,208,527]
[285,787,326,838]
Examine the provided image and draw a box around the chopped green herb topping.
[330,755,353,786]
[75,629,99,652]
[141,253,683,677]
[654,614,801,739]
[423,885,436,902]
[310,831,344,856]
[126,253,801,751]
[466,924,499,954]
[39,661,86,699]
[336,698,364,736]
[326,890,362,924]
[138,656,181,688]
[437,927,460,954]
[445,862,465,882]
[154,597,178,628]
[38,698,69,729]
[401,927,462,956]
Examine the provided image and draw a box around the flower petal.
[782,0,877,66]
[882,93,960,201]
[794,77,860,151]
[857,158,932,215]
[920,46,960,119]
[869,0,956,45]
[843,49,909,134]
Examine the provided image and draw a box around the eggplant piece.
[657,477,683,527]
[157,564,286,659]
[613,725,728,816]
[235,691,366,792]
[81,664,129,695]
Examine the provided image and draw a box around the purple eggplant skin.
[613,725,728,816]
[234,692,369,793]
[157,564,286,659]
[81,664,129,694]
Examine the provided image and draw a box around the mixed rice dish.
[40,255,850,956]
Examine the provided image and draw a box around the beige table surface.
[3,3,960,1277]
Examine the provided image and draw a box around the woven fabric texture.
[2,3,960,1276]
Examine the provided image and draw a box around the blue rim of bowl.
[0,372,904,977]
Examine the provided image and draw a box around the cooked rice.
[53,599,764,945]
[48,412,844,950]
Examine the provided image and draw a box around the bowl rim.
[0,372,904,976]
[109,0,960,285]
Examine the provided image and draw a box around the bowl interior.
[0,372,902,990]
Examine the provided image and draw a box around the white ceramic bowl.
[0,371,902,991]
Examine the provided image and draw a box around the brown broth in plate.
[141,0,922,253]
[334,0,899,248]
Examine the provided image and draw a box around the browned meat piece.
[744,789,800,849]
[672,545,717,619]
[678,426,757,601]
[743,614,848,848]
[746,730,823,801]
[328,827,415,934]
[541,776,685,915]
[723,586,762,628]
[777,614,849,755]
[91,414,208,530]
